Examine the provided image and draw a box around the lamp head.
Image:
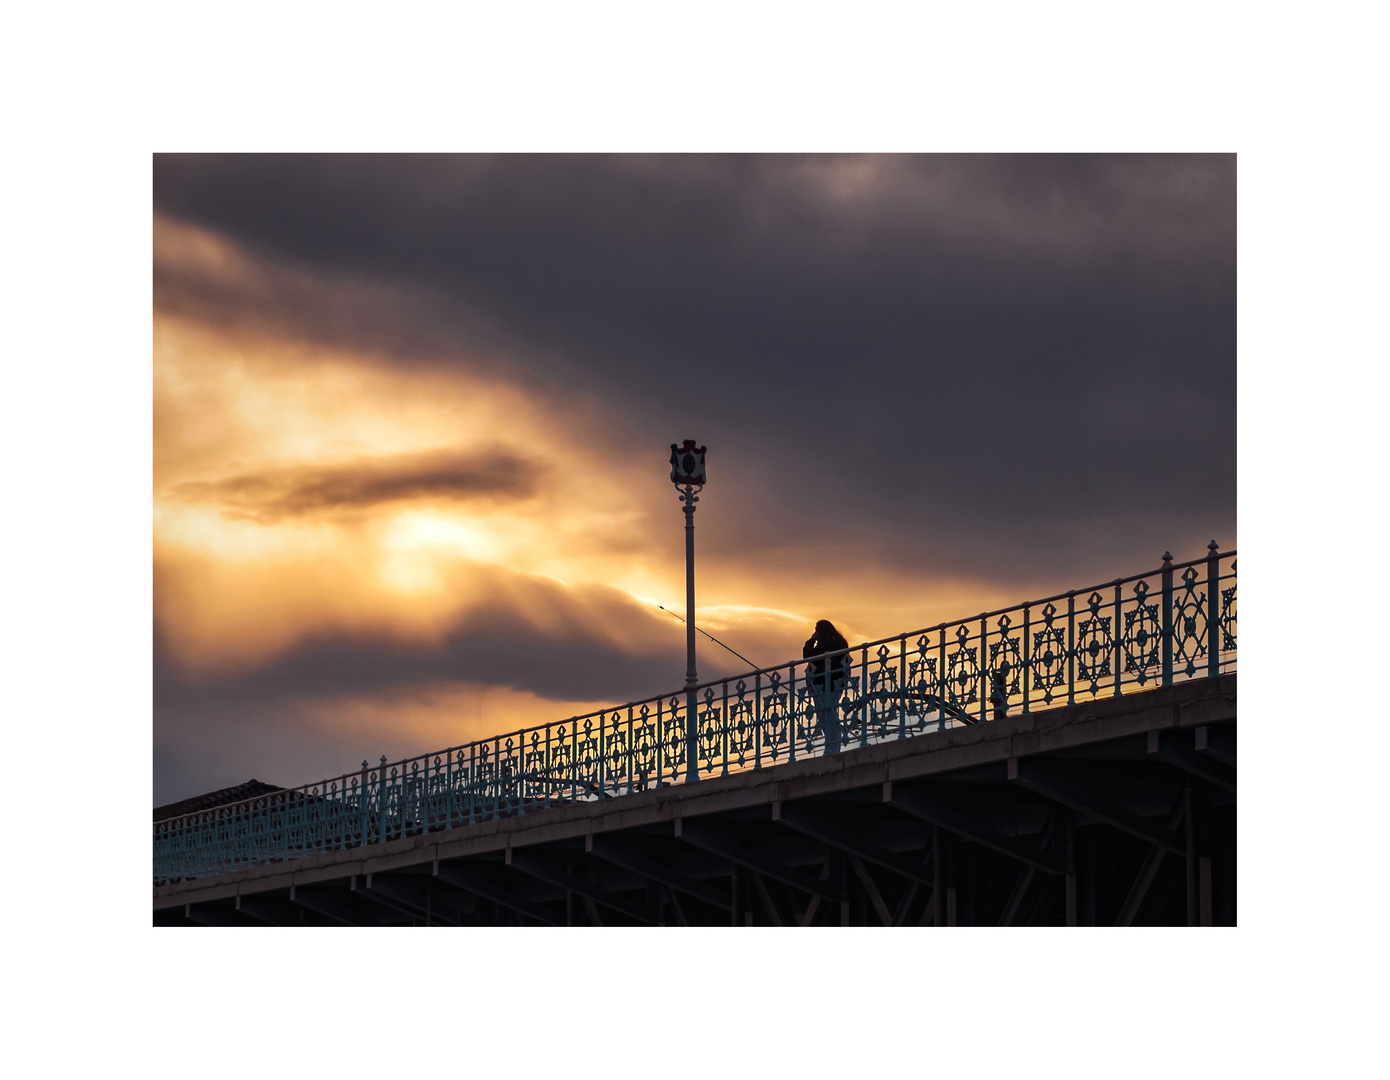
[669,440,707,486]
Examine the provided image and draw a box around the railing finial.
[1162,551,1173,565]
[1208,539,1219,553]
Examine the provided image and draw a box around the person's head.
[815,619,840,637]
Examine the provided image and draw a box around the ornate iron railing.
[154,546,1235,885]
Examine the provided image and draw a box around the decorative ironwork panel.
[1031,602,1067,704]
[907,635,939,733]
[1171,566,1209,678]
[1221,579,1237,652]
[549,726,575,802]
[838,674,864,748]
[661,697,687,785]
[696,687,723,777]
[603,710,629,797]
[574,719,602,800]
[727,681,756,769]
[1123,580,1161,685]
[795,683,819,756]
[988,614,1021,701]
[1076,591,1113,694]
[523,731,545,808]
[760,672,792,764]
[503,736,524,813]
[947,624,980,706]
[866,643,903,741]
[631,705,658,788]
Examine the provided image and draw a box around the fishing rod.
[658,606,760,669]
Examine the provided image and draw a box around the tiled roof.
[153,779,286,822]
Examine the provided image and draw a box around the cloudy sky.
[152,154,1235,804]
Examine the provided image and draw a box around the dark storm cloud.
[153,153,1235,582]
[157,611,676,710]
[153,575,684,803]
[166,447,542,522]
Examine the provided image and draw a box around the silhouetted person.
[804,620,850,754]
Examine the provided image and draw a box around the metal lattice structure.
[154,546,1235,886]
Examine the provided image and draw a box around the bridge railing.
[154,546,1235,885]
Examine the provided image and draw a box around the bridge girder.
[155,677,1236,928]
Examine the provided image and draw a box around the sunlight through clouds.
[152,155,1235,802]
[153,311,674,675]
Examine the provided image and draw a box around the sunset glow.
[153,156,1235,803]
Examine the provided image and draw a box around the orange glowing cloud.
[153,273,683,673]
[154,215,1020,744]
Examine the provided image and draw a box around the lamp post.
[669,439,707,784]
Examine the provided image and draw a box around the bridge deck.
[156,674,1236,926]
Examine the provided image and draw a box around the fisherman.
[803,620,850,754]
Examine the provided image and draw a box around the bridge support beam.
[773,801,936,886]
[1008,758,1187,857]
[291,884,392,926]
[849,856,893,925]
[184,902,250,926]
[235,894,300,925]
[749,871,787,926]
[351,873,460,925]
[998,865,1035,926]
[1148,730,1236,792]
[506,848,655,924]
[1184,779,1214,927]
[587,836,731,913]
[676,817,843,902]
[433,861,561,926]
[885,781,1065,876]
[1195,725,1236,768]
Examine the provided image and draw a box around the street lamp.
[669,439,707,784]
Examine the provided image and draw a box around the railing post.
[655,700,664,788]
[754,671,763,769]
[1207,540,1220,678]
[1161,552,1174,686]
[536,728,547,806]
[979,614,988,725]
[1022,603,1031,715]
[721,683,730,776]
[379,756,390,838]
[446,750,456,828]
[627,705,635,795]
[937,625,947,731]
[468,744,477,825]
[859,644,869,749]
[422,757,431,835]
[1066,591,1076,706]
[788,664,798,764]
[1112,580,1123,697]
[359,759,369,847]
[599,713,607,798]
[492,738,501,820]
[898,635,907,740]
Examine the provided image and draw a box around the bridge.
[154,546,1236,926]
